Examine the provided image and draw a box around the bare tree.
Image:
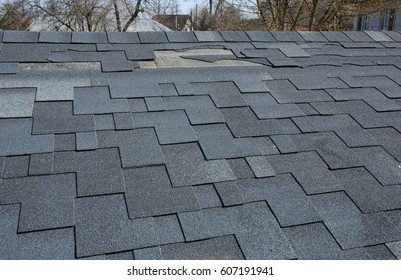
[29,0,144,31]
[145,0,178,15]
[0,0,33,30]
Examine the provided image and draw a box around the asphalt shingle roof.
[0,30,401,260]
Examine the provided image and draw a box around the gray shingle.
[75,194,158,257]
[134,247,162,260]
[54,149,124,197]
[221,107,284,137]
[271,132,362,169]
[293,115,378,148]
[267,152,343,195]
[178,211,211,241]
[284,223,371,260]
[325,87,401,112]
[123,166,199,218]
[193,184,222,209]
[0,174,75,232]
[39,32,71,43]
[0,118,54,157]
[321,31,352,42]
[365,31,393,42]
[145,97,165,111]
[238,174,321,227]
[166,32,198,43]
[0,62,18,74]
[133,111,197,144]
[298,31,327,42]
[246,31,276,42]
[194,31,224,42]
[72,32,108,43]
[160,235,244,260]
[333,168,401,213]
[353,146,401,186]
[128,99,148,112]
[0,88,36,118]
[29,153,54,176]
[265,79,333,103]
[271,31,304,42]
[158,83,178,96]
[214,181,245,206]
[227,158,254,179]
[311,192,401,249]
[253,137,280,155]
[365,245,397,260]
[343,31,374,42]
[54,134,76,152]
[191,82,246,108]
[97,129,164,167]
[243,92,304,119]
[76,132,97,150]
[245,155,276,178]
[32,102,94,134]
[203,202,297,259]
[2,31,39,43]
[369,127,401,162]
[113,112,134,130]
[0,63,92,101]
[138,32,168,43]
[153,215,184,244]
[94,114,115,130]
[383,31,401,41]
[162,95,224,125]
[162,143,235,187]
[14,228,75,260]
[220,31,250,42]
[74,86,130,115]
[0,204,19,259]
[194,124,261,160]
[0,43,54,62]
[386,242,401,259]
[106,251,134,260]
[107,32,139,44]
[2,156,29,178]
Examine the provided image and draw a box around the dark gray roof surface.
[0,30,401,260]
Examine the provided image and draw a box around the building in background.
[354,8,401,31]
[152,14,192,31]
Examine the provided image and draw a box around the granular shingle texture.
[1,31,401,260]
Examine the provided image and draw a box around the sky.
[179,0,199,14]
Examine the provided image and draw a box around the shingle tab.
[2,31,39,43]
[284,223,370,260]
[33,101,94,134]
[97,129,164,167]
[133,111,197,144]
[123,166,199,218]
[2,156,29,178]
[0,118,54,157]
[194,124,261,160]
[0,174,75,232]
[138,32,168,43]
[162,143,236,187]
[74,86,130,115]
[0,88,36,118]
[311,192,401,249]
[72,32,108,43]
[75,194,158,257]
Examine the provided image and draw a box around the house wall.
[354,10,401,31]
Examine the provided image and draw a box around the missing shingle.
[20,62,100,71]
[139,49,262,68]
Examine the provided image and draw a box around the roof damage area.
[0,30,401,260]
